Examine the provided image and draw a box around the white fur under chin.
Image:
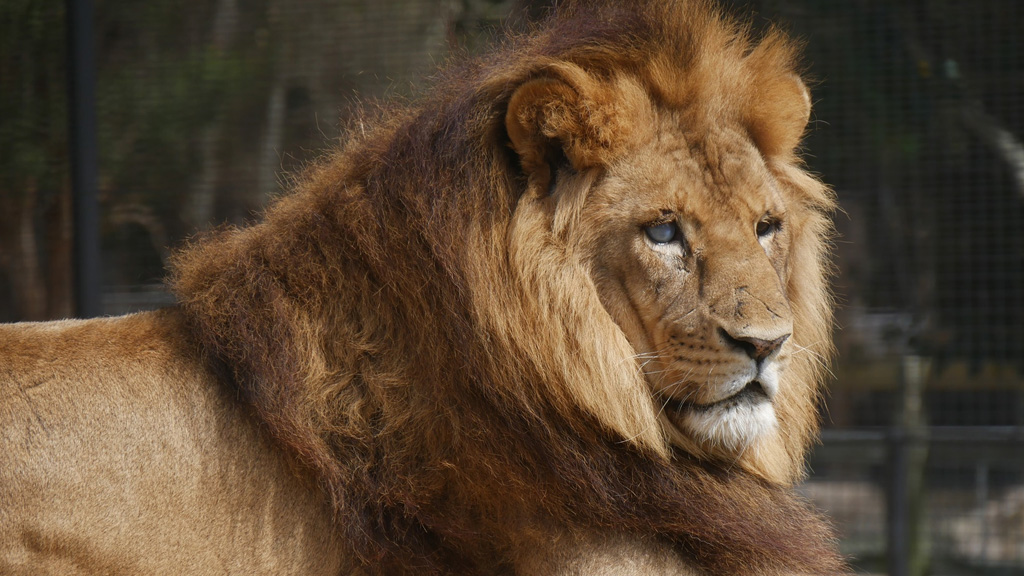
[682,400,778,453]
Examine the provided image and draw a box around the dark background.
[2,1,1022,573]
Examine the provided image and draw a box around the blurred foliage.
[0,0,67,193]
[0,0,71,320]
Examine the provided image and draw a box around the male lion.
[0,1,846,574]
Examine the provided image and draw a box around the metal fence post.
[888,355,931,576]
[66,0,102,318]
[888,425,910,576]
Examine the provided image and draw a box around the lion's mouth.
[661,380,770,414]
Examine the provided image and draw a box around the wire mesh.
[1,0,1022,573]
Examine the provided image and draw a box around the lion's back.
[0,309,347,575]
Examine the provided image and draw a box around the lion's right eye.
[644,222,679,244]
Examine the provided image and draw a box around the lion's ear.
[506,67,633,191]
[745,73,811,157]
[506,77,575,184]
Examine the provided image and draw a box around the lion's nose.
[720,329,790,363]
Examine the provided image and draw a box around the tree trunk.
[184,0,239,230]
[0,186,47,321]
[44,186,74,319]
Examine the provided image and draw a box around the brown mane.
[170,1,845,574]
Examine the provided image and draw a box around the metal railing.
[809,427,1024,575]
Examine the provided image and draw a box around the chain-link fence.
[2,1,1022,574]
[756,3,1024,574]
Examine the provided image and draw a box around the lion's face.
[583,113,798,465]
[504,52,829,483]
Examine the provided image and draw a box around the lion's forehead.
[618,115,780,223]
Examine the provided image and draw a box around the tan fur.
[1,1,845,575]
[0,311,350,574]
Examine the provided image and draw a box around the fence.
[2,1,1022,574]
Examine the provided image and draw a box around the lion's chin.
[660,383,778,455]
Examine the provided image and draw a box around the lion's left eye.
[756,217,780,238]
[645,222,679,244]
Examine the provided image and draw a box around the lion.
[0,1,846,574]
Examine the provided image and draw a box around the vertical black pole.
[887,427,909,576]
[67,0,102,318]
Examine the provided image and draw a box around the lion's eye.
[756,217,780,238]
[645,222,679,244]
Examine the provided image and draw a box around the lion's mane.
[170,1,843,574]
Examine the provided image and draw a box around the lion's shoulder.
[0,309,215,435]
[0,309,239,464]
[0,308,350,572]
[0,309,193,367]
